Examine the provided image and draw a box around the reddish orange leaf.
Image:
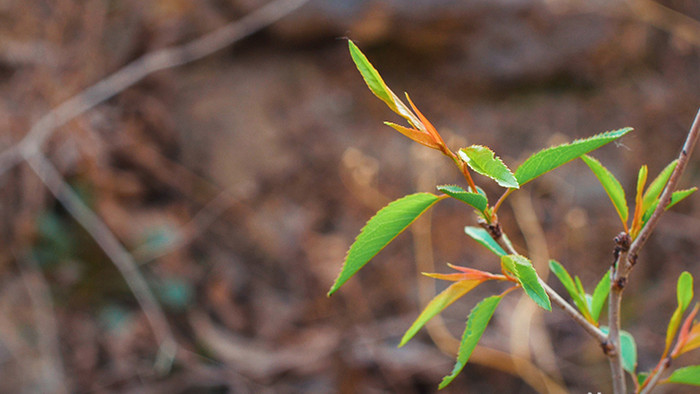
[405,93,446,149]
[672,303,700,357]
[384,122,441,150]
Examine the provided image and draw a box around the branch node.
[614,277,627,290]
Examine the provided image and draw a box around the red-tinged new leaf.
[423,264,503,282]
[405,93,446,148]
[664,271,694,356]
[665,365,700,386]
[384,122,440,150]
[673,303,700,357]
[581,154,629,231]
[400,279,485,347]
[439,296,502,389]
[328,193,443,296]
[630,165,648,238]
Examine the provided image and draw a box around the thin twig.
[608,108,700,393]
[0,0,310,176]
[639,357,670,394]
[25,153,178,372]
[608,252,627,394]
[623,108,700,274]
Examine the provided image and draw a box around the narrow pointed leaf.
[328,193,442,296]
[406,93,445,147]
[642,160,678,214]
[675,303,700,356]
[666,365,700,385]
[423,264,504,282]
[664,272,694,355]
[630,165,648,237]
[464,226,506,257]
[590,270,611,323]
[384,122,440,149]
[348,40,420,128]
[502,255,551,311]
[437,185,488,212]
[400,279,484,347]
[439,295,502,389]
[642,187,698,226]
[667,188,697,210]
[581,154,629,228]
[459,145,519,189]
[515,128,632,185]
[549,260,591,319]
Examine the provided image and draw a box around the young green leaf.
[581,154,629,230]
[400,279,484,347]
[630,165,648,237]
[590,270,611,323]
[464,226,506,257]
[642,187,698,226]
[439,295,502,389]
[348,40,420,128]
[549,260,592,320]
[620,330,638,374]
[437,185,488,212]
[664,272,694,355]
[458,145,519,189]
[502,255,551,311]
[641,159,678,214]
[638,372,649,387]
[600,327,638,374]
[667,188,697,210]
[328,193,443,296]
[666,365,700,386]
[514,128,632,185]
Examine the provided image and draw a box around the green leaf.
[348,40,420,128]
[328,193,442,296]
[620,330,638,374]
[502,255,551,311]
[664,272,695,355]
[549,260,591,319]
[437,185,488,212]
[590,270,611,323]
[667,188,697,210]
[678,271,694,311]
[439,295,502,389]
[642,187,698,226]
[637,372,649,387]
[514,128,632,185]
[400,279,484,347]
[666,365,700,385]
[581,154,629,228]
[642,160,678,214]
[600,327,638,374]
[464,226,506,257]
[458,145,519,189]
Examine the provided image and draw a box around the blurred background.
[0,0,698,392]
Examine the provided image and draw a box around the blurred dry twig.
[0,0,310,176]
[0,0,310,374]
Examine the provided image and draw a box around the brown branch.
[0,0,310,177]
